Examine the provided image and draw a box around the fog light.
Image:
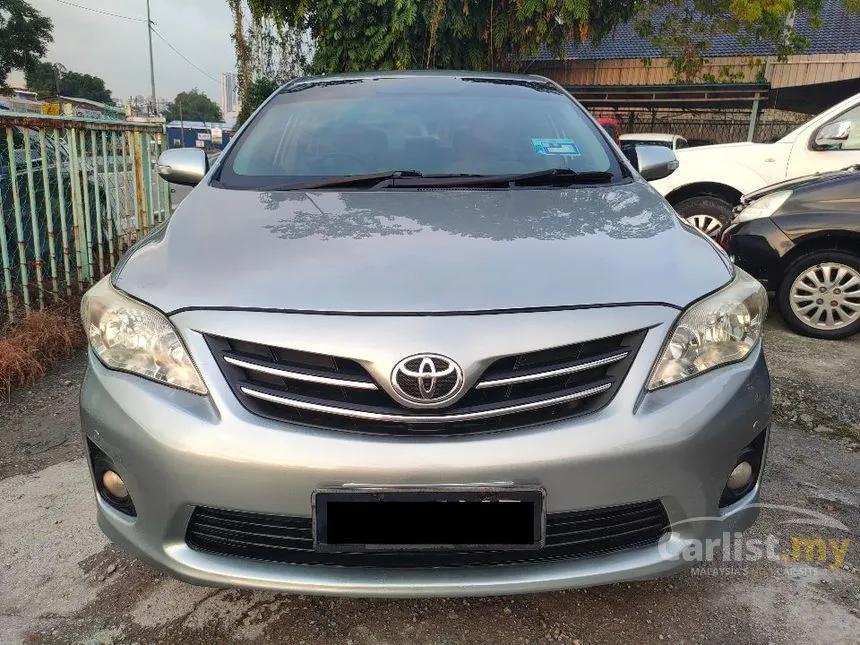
[102,470,129,499]
[719,429,768,508]
[727,461,753,491]
[87,440,137,517]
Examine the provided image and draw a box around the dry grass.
[0,299,85,396]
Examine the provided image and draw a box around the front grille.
[186,500,669,568]
[205,329,646,436]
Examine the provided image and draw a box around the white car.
[650,92,860,238]
[621,132,688,150]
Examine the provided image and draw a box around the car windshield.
[218,76,623,190]
[629,139,673,149]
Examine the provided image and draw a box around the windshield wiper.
[389,168,615,189]
[260,168,614,191]
[506,168,615,186]
[267,170,425,191]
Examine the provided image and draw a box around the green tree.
[0,0,53,88]
[240,0,858,81]
[236,76,280,127]
[163,89,223,123]
[245,0,640,74]
[25,61,113,103]
[22,59,59,94]
[634,0,838,82]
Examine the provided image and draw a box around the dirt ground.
[0,315,858,645]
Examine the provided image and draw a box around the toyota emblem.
[391,354,464,406]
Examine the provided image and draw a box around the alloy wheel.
[789,262,860,330]
[686,214,724,238]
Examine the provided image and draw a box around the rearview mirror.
[815,120,852,148]
[156,148,209,186]
[626,144,679,181]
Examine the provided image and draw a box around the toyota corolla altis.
[80,72,771,596]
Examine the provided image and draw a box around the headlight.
[647,270,767,390]
[735,190,791,223]
[81,277,208,394]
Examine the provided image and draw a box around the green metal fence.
[0,112,172,321]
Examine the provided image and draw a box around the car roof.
[287,70,556,88]
[620,133,684,142]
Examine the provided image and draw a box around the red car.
[598,117,621,145]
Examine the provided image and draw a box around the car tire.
[778,250,860,340]
[673,196,735,239]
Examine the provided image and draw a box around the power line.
[50,0,146,22]
[150,27,219,84]
[47,0,218,93]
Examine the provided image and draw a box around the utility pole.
[146,0,157,115]
[52,64,61,97]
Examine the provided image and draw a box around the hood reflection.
[259,185,671,242]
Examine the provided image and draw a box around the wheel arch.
[665,182,744,208]
[777,231,860,288]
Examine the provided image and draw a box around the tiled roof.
[531,0,860,61]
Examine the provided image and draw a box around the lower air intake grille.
[205,329,646,436]
[186,500,669,568]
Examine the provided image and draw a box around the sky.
[9,0,235,103]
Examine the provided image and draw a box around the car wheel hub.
[686,214,723,238]
[789,262,860,330]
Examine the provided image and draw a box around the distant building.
[41,95,124,120]
[122,95,169,118]
[0,87,123,119]
[8,87,37,101]
[220,72,239,116]
[526,0,860,143]
[529,0,860,116]
[0,87,41,113]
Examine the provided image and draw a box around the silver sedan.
[80,71,771,596]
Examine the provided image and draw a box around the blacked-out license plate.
[313,488,545,552]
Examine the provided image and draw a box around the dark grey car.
[80,72,771,596]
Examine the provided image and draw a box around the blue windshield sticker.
[532,138,581,156]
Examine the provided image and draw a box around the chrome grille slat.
[223,354,378,390]
[475,350,629,389]
[240,382,613,424]
[205,329,646,436]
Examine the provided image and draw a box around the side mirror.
[156,148,209,186]
[629,144,679,181]
[814,120,852,148]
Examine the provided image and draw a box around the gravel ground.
[0,315,858,645]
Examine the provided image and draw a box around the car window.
[220,77,623,189]
[820,105,860,151]
[676,138,688,149]
[600,124,619,141]
[628,140,673,149]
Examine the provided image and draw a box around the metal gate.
[0,112,172,321]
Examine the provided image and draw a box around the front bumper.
[722,218,794,290]
[80,307,772,597]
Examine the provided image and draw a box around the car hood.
[675,141,780,162]
[681,142,761,152]
[740,165,860,204]
[114,182,732,314]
